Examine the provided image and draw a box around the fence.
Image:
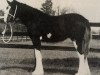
[11,23,100,40]
[0,23,100,41]
[90,23,100,39]
[0,22,99,75]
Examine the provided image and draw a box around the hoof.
[32,73,44,75]
[75,72,83,75]
[32,71,44,75]
[75,72,91,75]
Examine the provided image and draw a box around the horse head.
[4,0,18,23]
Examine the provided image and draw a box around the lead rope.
[0,16,13,43]
[2,23,13,43]
[1,5,17,43]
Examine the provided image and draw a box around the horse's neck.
[18,9,50,23]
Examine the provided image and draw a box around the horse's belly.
[41,33,67,43]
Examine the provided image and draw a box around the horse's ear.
[6,0,11,5]
[6,0,15,5]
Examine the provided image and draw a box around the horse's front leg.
[30,36,44,75]
[32,49,44,75]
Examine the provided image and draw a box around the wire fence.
[0,22,100,42]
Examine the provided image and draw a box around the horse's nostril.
[6,6,9,10]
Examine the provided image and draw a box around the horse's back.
[41,13,90,42]
[62,13,90,40]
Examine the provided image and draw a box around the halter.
[8,5,18,20]
[1,5,17,43]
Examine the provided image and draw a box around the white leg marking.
[84,58,91,75]
[32,49,44,75]
[76,52,91,75]
[47,33,52,38]
[73,41,77,49]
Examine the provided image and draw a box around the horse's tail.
[82,22,91,59]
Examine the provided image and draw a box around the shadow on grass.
[0,43,99,52]
[44,68,77,75]
[43,58,100,68]
[0,58,100,74]
[1,66,77,75]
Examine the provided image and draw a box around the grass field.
[0,39,100,75]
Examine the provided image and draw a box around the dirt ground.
[0,39,99,75]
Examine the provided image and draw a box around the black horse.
[4,0,91,75]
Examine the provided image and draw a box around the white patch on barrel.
[40,36,42,40]
[84,57,91,75]
[32,49,44,75]
[47,33,52,38]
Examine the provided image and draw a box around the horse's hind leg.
[73,38,91,75]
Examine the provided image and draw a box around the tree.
[41,0,55,15]
[59,8,77,15]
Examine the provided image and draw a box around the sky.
[0,0,100,23]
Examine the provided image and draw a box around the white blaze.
[7,0,13,2]
[3,6,11,22]
[73,41,90,75]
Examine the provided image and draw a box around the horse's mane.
[15,1,49,17]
